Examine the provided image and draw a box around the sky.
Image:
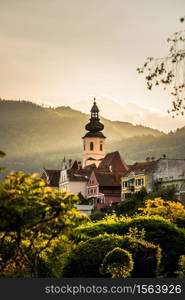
[0,0,185,130]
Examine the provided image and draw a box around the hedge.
[100,247,134,278]
[62,233,161,277]
[74,215,185,276]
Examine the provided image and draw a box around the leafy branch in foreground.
[137,30,185,116]
[0,171,88,277]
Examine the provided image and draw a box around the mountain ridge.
[0,99,184,176]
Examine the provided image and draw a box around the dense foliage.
[140,197,185,227]
[0,171,87,277]
[62,233,161,278]
[144,185,177,202]
[74,215,185,276]
[116,187,147,216]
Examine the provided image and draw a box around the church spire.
[82,98,106,167]
[83,98,105,138]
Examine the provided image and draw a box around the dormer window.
[100,141,103,151]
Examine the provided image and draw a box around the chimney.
[163,154,166,159]
[151,157,155,161]
[77,161,82,170]
[146,157,150,162]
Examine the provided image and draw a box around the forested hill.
[0,99,161,155]
[0,99,184,175]
[110,126,185,163]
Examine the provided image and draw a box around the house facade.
[121,157,185,201]
[86,151,128,209]
[86,170,122,210]
[121,160,156,199]
[59,160,95,197]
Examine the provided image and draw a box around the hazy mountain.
[72,97,185,132]
[0,99,185,178]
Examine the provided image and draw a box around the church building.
[41,98,128,209]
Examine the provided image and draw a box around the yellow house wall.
[121,174,147,196]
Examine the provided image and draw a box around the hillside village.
[41,99,185,215]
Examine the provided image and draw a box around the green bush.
[116,187,147,216]
[75,215,185,276]
[90,209,106,221]
[100,247,134,278]
[62,234,161,277]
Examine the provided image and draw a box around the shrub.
[116,187,147,216]
[75,215,185,276]
[100,248,134,278]
[62,234,161,277]
[140,197,185,228]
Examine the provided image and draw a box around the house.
[86,151,128,209]
[41,168,61,189]
[153,158,185,200]
[59,159,96,197]
[86,170,122,210]
[121,160,157,199]
[121,156,185,201]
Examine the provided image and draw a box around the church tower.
[82,98,106,167]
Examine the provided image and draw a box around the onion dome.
[83,98,106,138]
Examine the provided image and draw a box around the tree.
[116,187,147,216]
[139,197,185,226]
[144,185,177,202]
[0,171,87,277]
[137,26,185,116]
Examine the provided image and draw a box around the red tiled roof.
[94,171,121,187]
[98,151,128,173]
[67,164,96,181]
[124,160,157,176]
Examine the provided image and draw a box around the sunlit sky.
[0,0,185,129]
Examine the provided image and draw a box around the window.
[123,181,128,188]
[137,178,144,186]
[84,141,86,151]
[90,142,94,151]
[92,112,98,118]
[100,141,103,151]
